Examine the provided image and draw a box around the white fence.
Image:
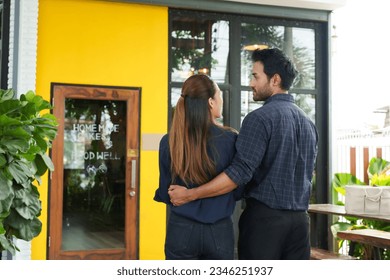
[333,132,390,256]
[333,133,390,183]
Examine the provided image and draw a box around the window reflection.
[292,28,315,89]
[240,91,316,125]
[171,87,225,125]
[171,17,229,84]
[240,23,316,123]
[170,11,317,130]
[171,87,181,109]
[241,24,315,90]
[62,99,126,251]
[291,93,316,123]
[240,90,262,123]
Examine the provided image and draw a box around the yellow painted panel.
[30,174,49,260]
[139,151,167,259]
[35,0,168,260]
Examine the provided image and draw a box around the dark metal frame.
[108,0,329,21]
[0,0,10,89]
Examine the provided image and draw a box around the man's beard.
[253,86,272,102]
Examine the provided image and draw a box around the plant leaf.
[5,211,42,241]
[15,201,41,220]
[330,222,352,238]
[2,126,32,139]
[41,153,54,171]
[34,153,55,176]
[0,113,22,126]
[0,172,14,213]
[0,234,17,255]
[18,217,42,241]
[0,194,14,216]
[0,100,22,116]
[0,88,15,101]
[1,138,30,154]
[332,173,365,197]
[368,157,390,177]
[13,186,42,220]
[7,160,34,184]
[0,153,6,167]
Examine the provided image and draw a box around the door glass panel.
[240,24,315,90]
[240,23,316,122]
[171,17,229,84]
[240,91,316,124]
[291,93,316,123]
[171,86,225,125]
[171,87,181,109]
[240,90,263,123]
[62,99,126,251]
[291,28,315,89]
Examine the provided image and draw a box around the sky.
[331,0,390,130]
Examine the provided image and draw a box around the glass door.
[49,83,140,259]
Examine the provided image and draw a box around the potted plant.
[332,157,390,259]
[0,89,57,256]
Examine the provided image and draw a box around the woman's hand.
[168,185,194,206]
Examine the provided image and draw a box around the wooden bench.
[310,248,356,260]
[309,205,390,259]
[337,229,390,259]
[309,204,390,223]
[337,229,390,249]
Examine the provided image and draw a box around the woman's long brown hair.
[169,74,217,186]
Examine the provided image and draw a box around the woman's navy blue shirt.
[154,125,241,224]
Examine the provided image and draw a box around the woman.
[154,74,241,260]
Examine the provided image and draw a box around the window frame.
[169,7,330,250]
[0,0,10,89]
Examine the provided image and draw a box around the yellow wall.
[34,0,168,259]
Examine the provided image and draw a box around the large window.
[169,10,324,127]
[169,8,329,248]
[240,23,316,122]
[170,15,231,124]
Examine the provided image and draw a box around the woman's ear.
[208,97,214,108]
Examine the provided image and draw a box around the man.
[169,48,318,260]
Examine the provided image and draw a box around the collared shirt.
[225,93,318,211]
[154,125,241,223]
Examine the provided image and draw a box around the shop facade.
[0,0,344,260]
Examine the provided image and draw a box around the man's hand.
[168,185,194,206]
[168,173,237,206]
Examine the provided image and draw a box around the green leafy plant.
[368,158,390,186]
[332,157,390,259]
[0,89,58,255]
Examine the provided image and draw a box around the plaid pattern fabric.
[225,94,318,210]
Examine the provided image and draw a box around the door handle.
[130,159,136,197]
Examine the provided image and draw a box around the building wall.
[3,0,39,261]
[34,0,168,259]
[10,0,39,94]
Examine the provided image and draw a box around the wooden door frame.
[49,83,140,260]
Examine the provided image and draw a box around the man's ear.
[271,74,282,87]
